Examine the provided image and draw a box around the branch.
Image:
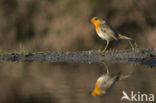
[0,48,156,67]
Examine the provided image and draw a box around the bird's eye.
[94,17,98,21]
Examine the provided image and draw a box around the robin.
[91,17,133,52]
[91,69,134,97]
[91,72,121,97]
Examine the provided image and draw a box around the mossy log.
[0,49,155,67]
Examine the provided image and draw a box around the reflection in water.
[129,56,156,68]
[141,58,156,67]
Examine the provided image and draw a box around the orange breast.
[91,81,102,97]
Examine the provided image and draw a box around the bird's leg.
[103,62,109,75]
[102,40,109,52]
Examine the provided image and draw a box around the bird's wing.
[102,72,120,91]
[99,23,118,40]
[120,73,135,80]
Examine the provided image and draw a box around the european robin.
[91,17,132,52]
[91,72,120,97]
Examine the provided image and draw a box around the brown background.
[0,0,156,103]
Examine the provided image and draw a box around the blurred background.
[0,0,156,103]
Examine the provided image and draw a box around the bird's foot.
[101,49,107,53]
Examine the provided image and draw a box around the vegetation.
[0,0,155,103]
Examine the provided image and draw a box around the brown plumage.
[91,17,132,52]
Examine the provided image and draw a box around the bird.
[91,71,134,97]
[91,17,132,52]
[91,72,121,97]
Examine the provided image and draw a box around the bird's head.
[91,74,110,97]
[91,17,106,27]
[91,81,102,97]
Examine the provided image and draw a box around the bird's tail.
[118,33,132,40]
[118,33,135,49]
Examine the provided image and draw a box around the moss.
[0,49,31,63]
[13,49,29,55]
[0,50,7,55]
[0,50,8,63]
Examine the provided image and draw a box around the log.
[0,48,155,67]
